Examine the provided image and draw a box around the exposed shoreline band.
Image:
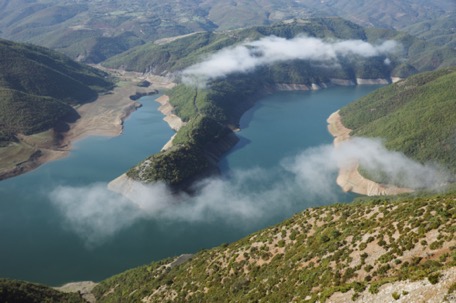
[0,70,174,181]
[327,110,413,196]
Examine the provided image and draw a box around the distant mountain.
[0,0,454,62]
[297,0,454,30]
[103,19,456,78]
[0,39,113,144]
[4,185,456,303]
[340,67,456,178]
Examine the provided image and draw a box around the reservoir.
[0,86,381,285]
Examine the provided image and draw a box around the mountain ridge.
[0,0,454,62]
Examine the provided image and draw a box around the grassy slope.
[93,191,456,302]
[0,279,85,303]
[339,67,456,175]
[0,38,113,143]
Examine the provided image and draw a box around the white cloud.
[182,35,399,86]
[49,137,450,246]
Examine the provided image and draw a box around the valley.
[0,1,455,302]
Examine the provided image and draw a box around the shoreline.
[0,70,174,181]
[327,110,413,196]
[155,95,186,151]
[108,94,185,194]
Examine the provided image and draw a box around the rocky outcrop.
[56,281,97,303]
[355,78,390,85]
[156,95,185,132]
[329,267,456,303]
[391,77,403,83]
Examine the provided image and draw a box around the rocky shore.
[327,110,413,196]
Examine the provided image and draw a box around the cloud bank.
[182,35,399,86]
[49,137,450,246]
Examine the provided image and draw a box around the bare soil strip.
[0,69,175,180]
[327,111,413,196]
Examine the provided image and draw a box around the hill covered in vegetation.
[339,67,456,181]
[119,19,456,189]
[0,38,113,145]
[89,190,456,302]
[3,191,456,302]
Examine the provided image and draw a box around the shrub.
[428,273,440,285]
[392,291,401,300]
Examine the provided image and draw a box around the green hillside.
[3,191,456,302]
[403,13,456,49]
[0,279,85,303]
[92,191,456,302]
[0,38,113,144]
[339,67,456,176]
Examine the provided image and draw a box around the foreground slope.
[339,67,456,177]
[92,191,456,302]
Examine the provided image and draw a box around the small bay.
[0,86,381,285]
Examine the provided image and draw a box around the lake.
[0,86,381,285]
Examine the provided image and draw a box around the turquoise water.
[0,86,381,285]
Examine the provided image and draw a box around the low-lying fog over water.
[0,87,387,285]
